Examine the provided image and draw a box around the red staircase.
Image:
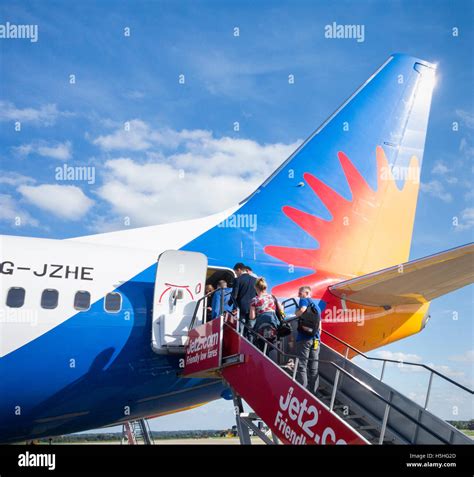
[182,314,368,445]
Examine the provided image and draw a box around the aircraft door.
[151,250,207,353]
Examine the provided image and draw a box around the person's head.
[233,262,247,277]
[205,284,215,294]
[217,280,228,289]
[255,277,268,294]
[298,286,311,298]
[245,266,253,273]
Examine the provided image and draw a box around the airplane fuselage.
[0,234,430,443]
[0,235,224,443]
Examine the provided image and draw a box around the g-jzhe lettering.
[32,264,94,280]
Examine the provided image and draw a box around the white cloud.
[425,363,465,379]
[375,350,422,363]
[123,90,145,99]
[18,184,94,220]
[98,158,258,226]
[420,180,453,202]
[93,119,152,151]
[0,172,35,187]
[456,109,474,129]
[357,350,426,374]
[455,208,474,231]
[92,123,300,227]
[431,160,450,175]
[92,119,214,152]
[169,135,300,178]
[374,351,468,381]
[459,137,474,159]
[37,141,72,160]
[449,350,474,363]
[0,194,39,227]
[464,189,474,202]
[0,101,63,126]
[13,141,72,161]
[14,144,34,156]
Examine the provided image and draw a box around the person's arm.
[295,306,306,317]
[318,305,323,334]
[295,297,310,317]
[210,291,219,318]
[249,305,256,321]
[231,277,240,305]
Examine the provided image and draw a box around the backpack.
[297,300,320,337]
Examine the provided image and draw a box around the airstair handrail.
[327,361,452,444]
[280,298,473,395]
[189,287,234,331]
[228,318,454,444]
[189,289,215,330]
[321,329,474,395]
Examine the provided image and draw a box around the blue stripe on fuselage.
[0,262,224,443]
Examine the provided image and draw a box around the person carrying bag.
[293,286,322,394]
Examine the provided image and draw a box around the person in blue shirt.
[211,280,233,319]
[294,286,322,394]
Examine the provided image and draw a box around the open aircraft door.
[151,250,207,354]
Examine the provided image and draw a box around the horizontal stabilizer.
[329,243,474,307]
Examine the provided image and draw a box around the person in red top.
[249,277,282,351]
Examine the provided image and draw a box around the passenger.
[249,277,281,353]
[211,280,233,319]
[205,284,215,322]
[245,266,258,278]
[231,263,257,333]
[205,284,215,295]
[294,286,322,394]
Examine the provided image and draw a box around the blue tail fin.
[184,54,437,294]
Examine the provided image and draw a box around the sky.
[0,0,472,430]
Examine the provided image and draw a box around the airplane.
[1,53,473,444]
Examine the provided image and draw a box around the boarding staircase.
[314,332,473,445]
[182,295,473,445]
[121,419,154,445]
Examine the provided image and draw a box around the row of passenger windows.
[5,287,122,312]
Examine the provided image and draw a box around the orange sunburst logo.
[265,146,420,296]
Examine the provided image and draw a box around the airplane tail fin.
[74,54,438,297]
[185,53,437,294]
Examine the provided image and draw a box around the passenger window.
[41,289,59,309]
[105,292,122,312]
[6,287,25,308]
[74,291,91,311]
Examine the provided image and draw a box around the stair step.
[369,436,395,445]
[344,414,363,420]
[318,388,331,396]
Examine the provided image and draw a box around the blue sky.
[1,0,472,428]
